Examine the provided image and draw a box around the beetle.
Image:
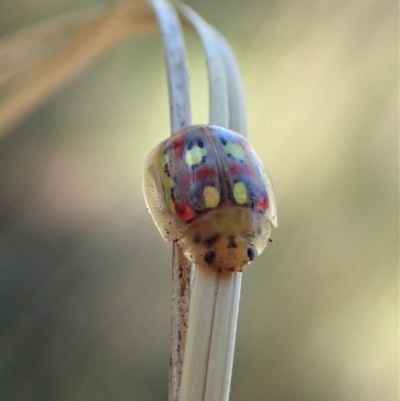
[143,124,277,272]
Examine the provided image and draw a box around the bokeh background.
[0,0,398,400]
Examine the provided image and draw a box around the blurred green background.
[0,0,398,400]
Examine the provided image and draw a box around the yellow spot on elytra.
[223,142,245,161]
[233,182,248,204]
[203,186,220,208]
[185,146,207,166]
[162,153,169,165]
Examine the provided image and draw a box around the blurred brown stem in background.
[0,0,155,138]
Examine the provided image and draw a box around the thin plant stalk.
[146,2,192,401]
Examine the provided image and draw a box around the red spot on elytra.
[194,166,217,181]
[257,198,269,211]
[173,135,185,159]
[228,164,251,176]
[174,202,197,222]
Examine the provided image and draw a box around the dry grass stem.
[0,0,155,137]
[147,1,192,400]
